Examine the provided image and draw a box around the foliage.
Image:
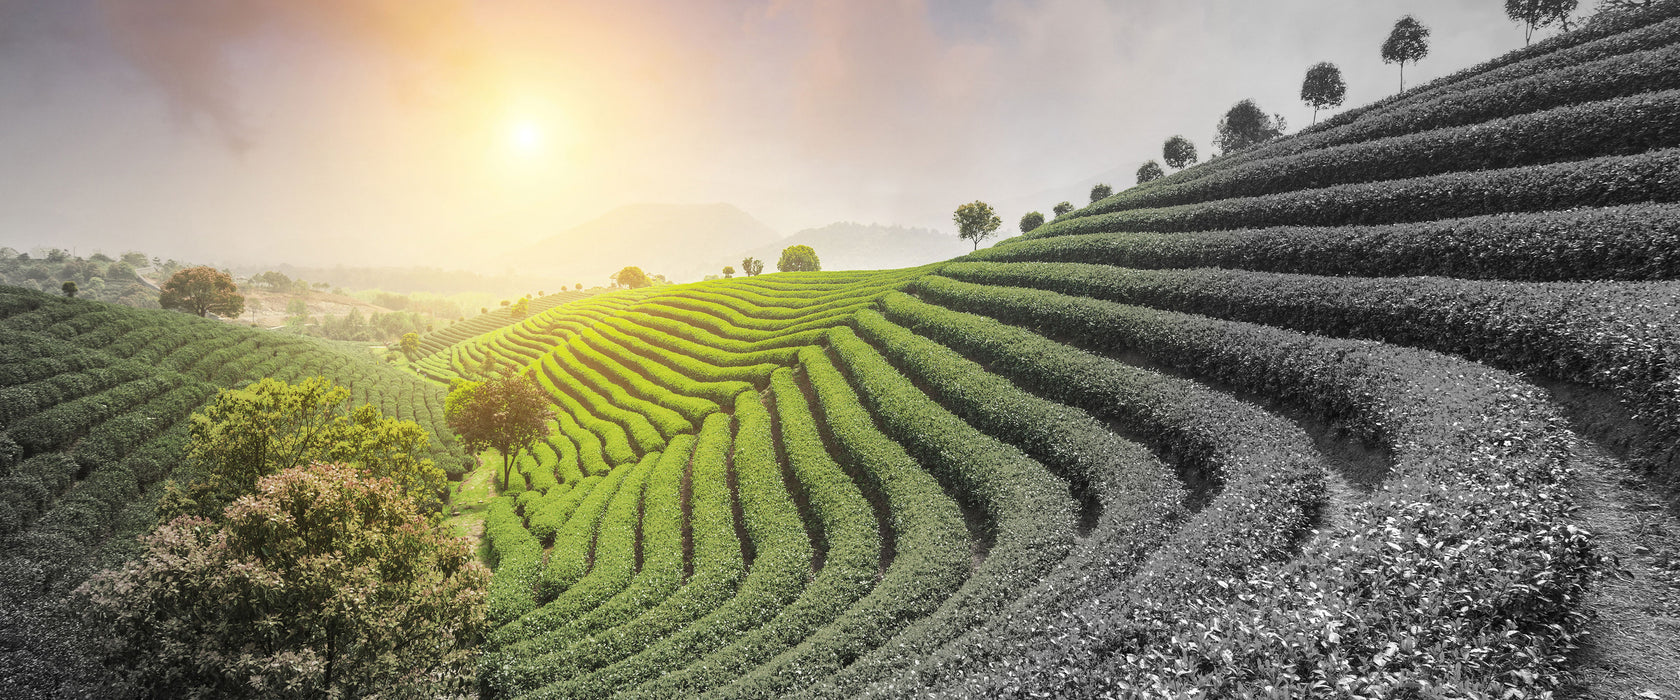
[250,270,293,290]
[160,377,447,519]
[1162,135,1198,169]
[1300,61,1347,123]
[1214,99,1286,154]
[1135,160,1164,184]
[1088,183,1112,202]
[1052,201,1074,218]
[159,266,245,318]
[741,257,765,276]
[1018,211,1044,234]
[1053,89,1680,221]
[78,463,489,699]
[612,266,652,289]
[400,331,420,359]
[510,297,530,319]
[60,280,77,298]
[1507,0,1580,44]
[445,372,554,489]
[967,203,1680,282]
[722,265,735,278]
[1382,14,1432,90]
[776,244,822,272]
[952,200,1003,251]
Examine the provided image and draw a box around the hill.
[729,222,973,275]
[502,203,782,284]
[0,285,472,694]
[402,6,1680,698]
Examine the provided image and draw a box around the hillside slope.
[0,286,469,696]
[416,6,1680,698]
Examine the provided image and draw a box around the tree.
[777,245,821,272]
[722,265,735,279]
[1506,0,1578,45]
[741,257,765,277]
[1215,99,1287,154]
[1019,211,1045,234]
[1089,184,1113,203]
[80,463,489,698]
[612,266,651,289]
[252,270,292,290]
[499,299,511,307]
[159,266,245,318]
[952,201,1003,251]
[510,297,530,319]
[1382,15,1431,91]
[159,377,446,519]
[286,298,308,316]
[1300,62,1347,125]
[60,280,77,298]
[1052,201,1074,218]
[446,373,553,490]
[1136,160,1165,184]
[1163,135,1198,169]
[400,332,420,360]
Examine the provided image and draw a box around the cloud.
[94,0,494,151]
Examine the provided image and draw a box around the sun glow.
[509,120,544,156]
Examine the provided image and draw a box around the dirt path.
[1562,440,1680,698]
[1542,380,1680,698]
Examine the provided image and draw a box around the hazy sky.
[0,0,1605,271]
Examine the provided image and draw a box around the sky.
[0,0,1607,272]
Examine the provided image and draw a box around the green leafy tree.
[80,463,489,698]
[510,297,530,319]
[1214,99,1287,154]
[285,298,308,316]
[1163,135,1198,169]
[120,251,148,267]
[400,332,420,360]
[612,266,652,289]
[1052,201,1074,218]
[60,280,77,298]
[1089,184,1113,203]
[722,265,735,279]
[1382,15,1431,91]
[574,282,583,290]
[1300,62,1347,125]
[776,245,821,272]
[952,201,1003,251]
[160,377,446,519]
[1019,211,1045,234]
[741,257,765,277]
[159,266,245,318]
[446,373,554,490]
[252,270,293,290]
[1506,0,1578,44]
[1137,160,1165,184]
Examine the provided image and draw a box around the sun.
[509,120,543,156]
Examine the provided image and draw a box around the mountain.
[731,222,973,275]
[502,203,782,284]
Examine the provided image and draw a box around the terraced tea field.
[6,4,1680,698]
[409,8,1680,698]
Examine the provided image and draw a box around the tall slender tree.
[1506,0,1579,45]
[1300,62,1347,125]
[953,201,1003,251]
[1381,15,1431,91]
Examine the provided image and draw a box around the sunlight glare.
[510,120,543,156]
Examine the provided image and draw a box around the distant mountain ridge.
[730,221,972,276]
[504,203,782,284]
